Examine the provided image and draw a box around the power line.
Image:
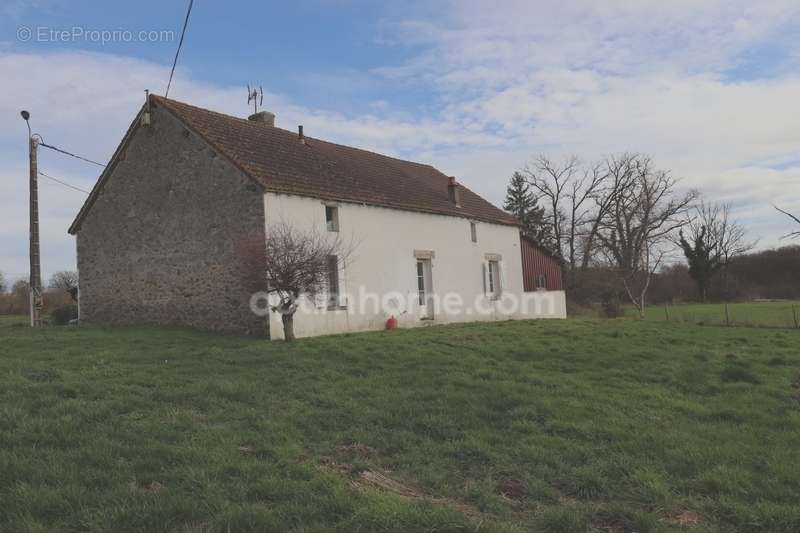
[39,141,106,167]
[165,0,194,98]
[38,171,90,194]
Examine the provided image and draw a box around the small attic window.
[325,205,339,232]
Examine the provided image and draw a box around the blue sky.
[2,2,432,115]
[2,0,800,281]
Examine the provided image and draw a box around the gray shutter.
[338,259,347,307]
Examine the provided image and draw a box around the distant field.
[631,300,800,328]
[1,315,799,532]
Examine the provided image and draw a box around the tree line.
[649,245,800,303]
[504,153,798,314]
[0,271,78,316]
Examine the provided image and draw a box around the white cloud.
[3,2,800,278]
[376,0,800,245]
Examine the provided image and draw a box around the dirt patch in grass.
[496,478,527,500]
[353,469,486,520]
[666,510,703,527]
[128,480,164,494]
[335,442,378,459]
[356,470,421,498]
[318,456,355,476]
[315,446,487,521]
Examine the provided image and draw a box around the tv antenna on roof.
[247,84,263,114]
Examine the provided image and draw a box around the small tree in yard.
[0,271,6,293]
[238,223,352,341]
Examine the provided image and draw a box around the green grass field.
[1,315,799,532]
[634,300,800,328]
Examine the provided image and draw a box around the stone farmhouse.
[68,95,565,339]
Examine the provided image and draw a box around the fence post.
[725,303,730,327]
[793,305,799,329]
[664,303,670,322]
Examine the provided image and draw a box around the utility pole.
[21,110,43,327]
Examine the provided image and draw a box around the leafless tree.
[238,223,354,341]
[688,202,753,261]
[596,155,697,317]
[523,155,614,287]
[582,154,641,269]
[523,155,579,260]
[775,205,800,239]
[48,270,79,291]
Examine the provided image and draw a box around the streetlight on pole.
[21,110,43,327]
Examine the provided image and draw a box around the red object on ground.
[385,315,398,330]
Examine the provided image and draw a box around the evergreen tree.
[679,226,722,302]
[503,172,551,247]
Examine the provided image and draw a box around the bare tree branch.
[774,204,800,239]
[237,223,356,340]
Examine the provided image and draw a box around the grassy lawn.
[634,300,800,328]
[1,315,799,532]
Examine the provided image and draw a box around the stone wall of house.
[75,104,267,335]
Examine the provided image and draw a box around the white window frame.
[483,253,503,300]
[325,205,339,232]
[487,260,501,299]
[415,256,434,319]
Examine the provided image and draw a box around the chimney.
[447,176,461,207]
[298,125,305,144]
[248,111,275,126]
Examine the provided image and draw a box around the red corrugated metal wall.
[520,235,563,291]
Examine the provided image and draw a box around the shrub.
[51,304,78,326]
[600,292,623,318]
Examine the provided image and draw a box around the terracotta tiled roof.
[153,96,518,226]
[69,96,518,234]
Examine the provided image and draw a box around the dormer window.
[325,205,339,232]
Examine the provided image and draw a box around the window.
[416,260,425,305]
[325,205,339,232]
[536,273,547,290]
[416,258,433,319]
[327,255,339,308]
[470,221,477,243]
[488,260,501,298]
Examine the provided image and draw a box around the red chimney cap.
[448,176,458,185]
